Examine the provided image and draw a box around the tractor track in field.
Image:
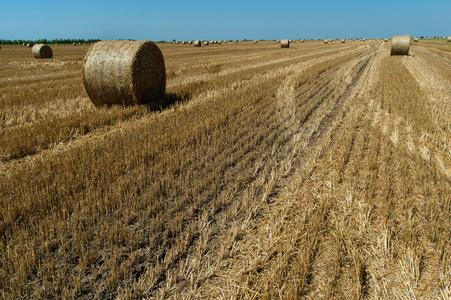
[163,42,381,299]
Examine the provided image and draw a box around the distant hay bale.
[447,37,451,42]
[193,40,201,47]
[280,39,290,48]
[390,35,410,56]
[341,39,345,43]
[254,40,258,43]
[204,41,209,45]
[384,38,388,42]
[32,44,53,58]
[413,37,419,42]
[26,43,33,48]
[324,39,328,44]
[82,40,166,107]
[73,43,76,46]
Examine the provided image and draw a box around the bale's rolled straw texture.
[390,35,411,56]
[280,39,290,48]
[83,40,166,107]
[32,44,53,59]
[193,40,201,47]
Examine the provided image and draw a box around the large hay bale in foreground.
[280,39,290,48]
[390,35,410,56]
[32,44,53,58]
[83,40,166,107]
[193,40,201,47]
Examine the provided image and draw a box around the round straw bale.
[82,40,166,107]
[413,37,419,42]
[26,43,33,48]
[384,38,388,42]
[390,35,410,56]
[204,41,209,45]
[254,40,258,43]
[324,39,328,44]
[32,44,53,58]
[280,39,290,48]
[447,37,451,42]
[193,40,201,47]
[341,39,345,43]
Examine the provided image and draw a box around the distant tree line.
[0,38,101,45]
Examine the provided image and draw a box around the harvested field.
[0,40,450,299]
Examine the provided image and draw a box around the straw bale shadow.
[143,92,191,112]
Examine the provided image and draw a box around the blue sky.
[1,0,450,41]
